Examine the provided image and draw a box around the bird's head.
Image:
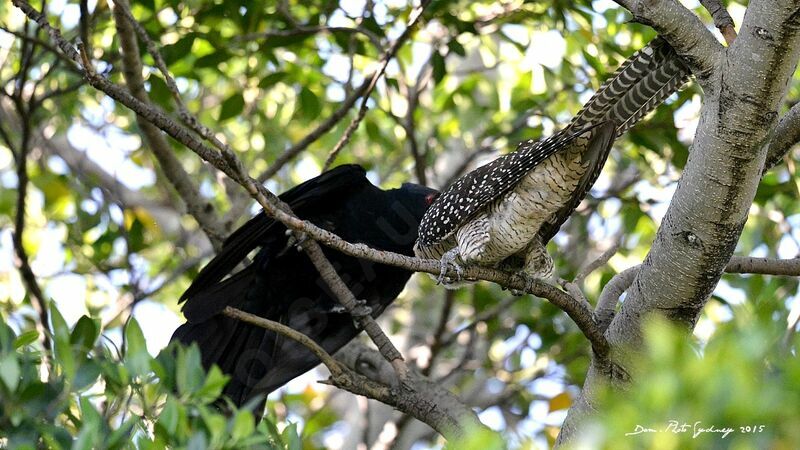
[399,182,440,219]
[374,183,439,251]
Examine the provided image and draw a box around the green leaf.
[297,87,321,120]
[74,397,103,450]
[0,354,21,391]
[281,423,302,450]
[0,320,15,352]
[443,425,504,450]
[147,74,173,111]
[258,71,287,89]
[186,432,208,450]
[176,345,204,395]
[70,316,99,355]
[195,365,229,402]
[360,15,384,38]
[230,410,255,441]
[198,404,227,440]
[158,397,180,435]
[72,422,99,450]
[162,34,196,65]
[195,50,231,69]
[154,346,177,391]
[13,330,39,349]
[73,360,101,392]
[80,395,104,427]
[50,304,76,379]
[448,39,466,57]
[137,0,155,11]
[432,52,446,85]
[124,318,151,376]
[218,93,245,122]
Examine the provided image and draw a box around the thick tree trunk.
[557,2,800,445]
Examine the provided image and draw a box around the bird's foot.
[283,229,309,250]
[345,299,373,330]
[331,300,372,325]
[510,270,553,296]
[437,248,463,285]
[349,299,373,319]
[391,359,415,391]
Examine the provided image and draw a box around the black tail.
[171,267,278,413]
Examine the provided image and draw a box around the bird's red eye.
[425,193,439,206]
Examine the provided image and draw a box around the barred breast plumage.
[414,37,691,281]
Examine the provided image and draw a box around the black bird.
[171,164,437,412]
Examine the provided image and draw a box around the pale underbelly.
[462,146,588,265]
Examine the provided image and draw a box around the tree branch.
[299,238,408,376]
[722,255,800,276]
[236,26,382,51]
[322,0,431,171]
[11,124,51,353]
[222,307,485,440]
[420,290,455,376]
[699,0,737,45]
[595,256,800,331]
[111,0,227,250]
[4,26,51,353]
[595,266,638,331]
[612,0,723,82]
[764,101,800,172]
[222,306,346,378]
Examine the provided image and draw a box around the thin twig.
[111,0,227,249]
[699,0,737,45]
[575,239,622,283]
[0,24,81,70]
[299,239,408,377]
[11,116,51,352]
[222,306,346,378]
[421,289,455,376]
[79,0,92,56]
[595,255,800,330]
[236,25,382,50]
[322,0,431,171]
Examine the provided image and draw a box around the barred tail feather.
[570,37,691,136]
[536,38,691,244]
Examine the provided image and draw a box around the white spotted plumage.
[414,37,691,278]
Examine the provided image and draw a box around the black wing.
[179,164,370,322]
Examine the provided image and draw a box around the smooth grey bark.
[557,2,800,446]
